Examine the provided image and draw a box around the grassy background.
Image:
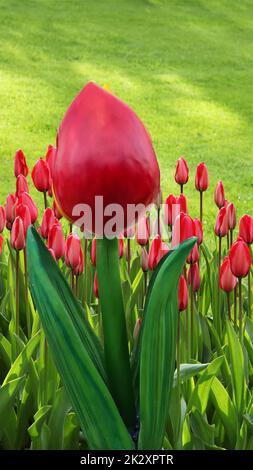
[0,0,252,241]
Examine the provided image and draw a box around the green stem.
[248,270,251,319]
[227,292,231,321]
[96,238,136,428]
[190,265,194,358]
[177,311,181,396]
[239,278,243,342]
[43,191,48,210]
[83,238,88,304]
[23,248,31,338]
[127,239,131,276]
[180,184,184,194]
[230,229,233,249]
[200,191,203,223]
[234,285,237,329]
[15,250,20,336]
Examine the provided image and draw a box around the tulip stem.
[96,238,136,428]
[227,292,231,321]
[15,250,20,337]
[199,191,203,222]
[83,238,88,303]
[230,229,233,249]
[23,248,31,338]
[227,233,230,251]
[143,271,148,307]
[234,285,237,328]
[239,277,243,342]
[180,184,184,194]
[71,271,75,293]
[190,265,194,358]
[177,311,181,396]
[127,239,131,275]
[43,191,48,210]
[248,270,251,319]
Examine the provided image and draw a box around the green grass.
[0,0,253,240]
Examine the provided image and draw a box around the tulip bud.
[187,243,199,264]
[0,206,6,233]
[40,208,55,239]
[93,271,99,299]
[5,194,16,226]
[32,158,51,192]
[136,216,150,246]
[193,218,203,245]
[175,157,189,186]
[10,217,25,251]
[73,245,84,276]
[17,192,38,223]
[172,212,196,248]
[140,247,149,272]
[178,275,188,311]
[91,238,96,266]
[45,144,56,177]
[124,225,135,239]
[148,235,162,270]
[195,162,209,192]
[53,200,63,220]
[14,149,28,177]
[214,180,225,208]
[48,247,56,260]
[65,233,82,269]
[229,239,251,278]
[0,234,4,254]
[214,207,228,237]
[188,263,200,292]
[239,214,253,245]
[119,234,124,258]
[133,317,142,340]
[227,203,236,230]
[219,256,237,292]
[164,194,177,226]
[48,223,65,260]
[16,174,29,197]
[15,203,31,236]
[176,194,188,214]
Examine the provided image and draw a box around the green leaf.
[27,227,134,450]
[173,363,209,387]
[138,237,197,450]
[226,321,246,416]
[47,387,71,449]
[0,377,25,440]
[3,332,40,385]
[210,377,237,448]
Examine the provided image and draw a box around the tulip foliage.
[0,83,253,451]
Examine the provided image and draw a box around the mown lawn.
[0,0,252,240]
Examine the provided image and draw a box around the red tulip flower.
[195,162,209,192]
[15,203,31,236]
[40,208,55,239]
[16,175,29,197]
[178,275,188,311]
[215,207,228,237]
[140,247,149,272]
[193,218,203,245]
[73,246,84,276]
[119,234,124,258]
[229,239,251,278]
[176,194,188,214]
[0,234,3,254]
[48,223,65,260]
[164,194,177,226]
[239,214,253,245]
[188,263,200,292]
[187,243,199,264]
[65,233,82,269]
[17,193,38,224]
[5,193,16,227]
[175,157,189,189]
[14,149,28,177]
[53,200,63,220]
[214,180,225,208]
[172,212,196,248]
[10,217,25,251]
[124,225,135,239]
[148,235,162,270]
[53,82,160,234]
[93,271,99,298]
[91,238,97,266]
[219,256,237,292]
[48,248,56,260]
[32,158,51,193]
[136,216,150,246]
[45,144,56,177]
[0,206,6,233]
[227,203,236,230]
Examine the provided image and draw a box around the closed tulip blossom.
[48,223,65,260]
[172,212,196,248]
[0,206,6,233]
[187,243,199,264]
[119,234,124,258]
[14,149,28,177]
[178,275,188,311]
[140,247,149,272]
[148,235,162,270]
[229,239,251,279]
[52,82,160,235]
[239,214,253,245]
[136,216,150,246]
[195,162,209,192]
[164,194,177,227]
[65,233,82,269]
[45,144,56,177]
[91,238,97,266]
[5,193,16,227]
[215,207,228,238]
[188,262,200,292]
[48,248,56,260]
[32,158,51,195]
[10,217,25,251]
[15,203,31,236]
[176,194,188,214]
[73,246,84,276]
[16,174,29,197]
[17,193,38,224]
[214,180,225,209]
[193,218,203,245]
[40,208,55,239]
[175,157,189,191]
[93,271,99,299]
[220,256,237,292]
[0,234,3,254]
[124,225,135,239]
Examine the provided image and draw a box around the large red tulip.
[178,275,188,311]
[16,175,29,197]
[214,180,225,208]
[10,217,25,251]
[239,214,253,245]
[219,256,237,292]
[53,82,160,234]
[32,158,51,193]
[0,206,6,233]
[14,149,28,177]
[40,208,55,239]
[229,239,251,278]
[195,162,209,192]
[215,207,228,237]
[48,223,65,260]
[172,212,196,247]
[175,157,189,186]
[17,193,38,224]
